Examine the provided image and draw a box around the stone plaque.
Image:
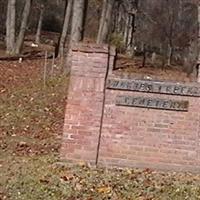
[116,96,189,111]
[107,79,200,97]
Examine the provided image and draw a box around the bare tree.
[125,0,139,52]
[58,0,73,56]
[70,0,88,42]
[6,0,16,55]
[123,13,130,45]
[15,0,32,54]
[5,0,33,55]
[35,4,45,44]
[97,0,115,44]
[198,3,200,63]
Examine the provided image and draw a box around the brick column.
[61,43,112,164]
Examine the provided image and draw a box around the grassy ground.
[1,60,200,200]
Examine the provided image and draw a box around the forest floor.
[1,39,200,199]
[115,55,193,83]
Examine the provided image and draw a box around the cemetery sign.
[116,96,189,111]
[107,79,200,97]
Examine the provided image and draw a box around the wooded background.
[0,0,199,74]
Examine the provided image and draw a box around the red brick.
[61,43,200,172]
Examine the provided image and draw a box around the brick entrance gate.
[61,43,200,172]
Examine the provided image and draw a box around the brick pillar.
[61,43,112,164]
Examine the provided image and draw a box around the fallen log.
[0,51,53,61]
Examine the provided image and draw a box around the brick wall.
[99,90,200,171]
[61,43,200,172]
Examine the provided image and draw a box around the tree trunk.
[35,5,44,44]
[130,13,136,46]
[70,0,87,42]
[6,0,11,53]
[97,0,115,44]
[6,0,16,55]
[82,0,88,37]
[167,44,173,66]
[117,6,122,33]
[142,44,147,68]
[126,15,133,50]
[15,0,32,54]
[112,1,119,33]
[127,7,137,54]
[123,13,129,44]
[58,0,73,57]
[198,3,200,64]
[97,0,107,43]
[151,52,156,65]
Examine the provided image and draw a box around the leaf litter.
[1,60,200,200]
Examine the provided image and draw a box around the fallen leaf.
[97,186,111,194]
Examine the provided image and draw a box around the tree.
[15,0,33,54]
[35,4,45,44]
[97,0,115,44]
[131,0,198,69]
[125,0,139,52]
[6,0,16,55]
[58,0,73,57]
[0,0,7,36]
[6,0,33,55]
[70,0,88,42]
[198,3,200,64]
